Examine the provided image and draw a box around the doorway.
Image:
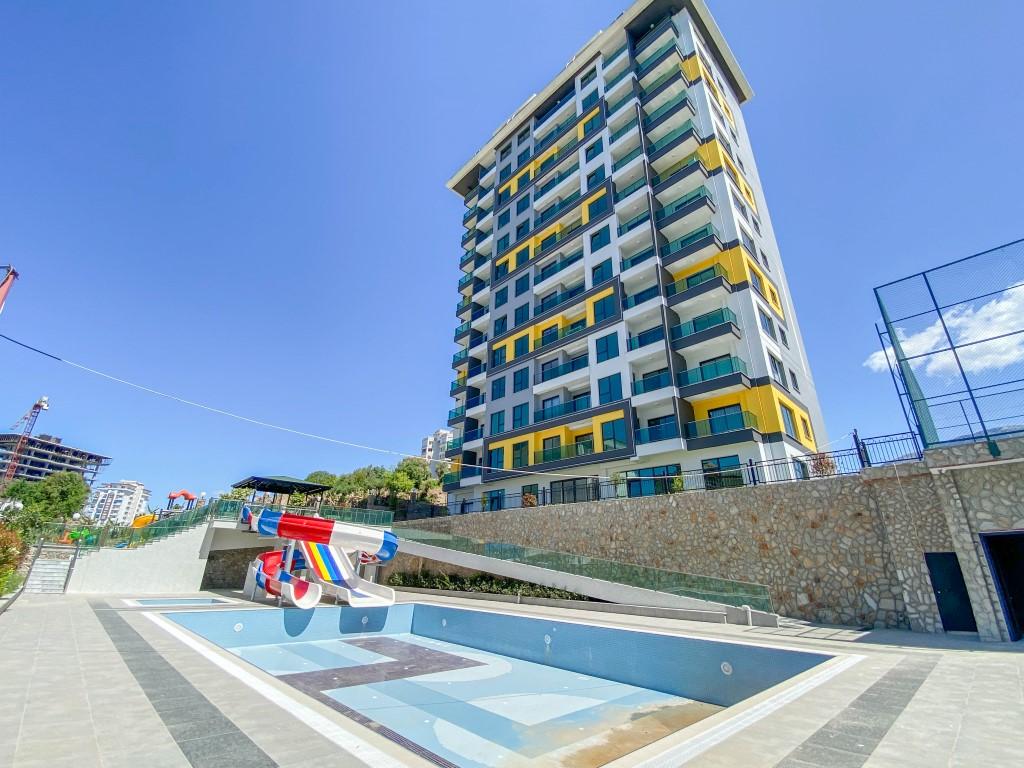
[981,532,1024,641]
[924,552,978,633]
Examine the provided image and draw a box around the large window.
[758,309,776,340]
[707,404,742,433]
[487,446,504,470]
[585,138,603,162]
[624,464,680,497]
[598,373,622,404]
[490,411,505,436]
[550,477,596,504]
[493,316,507,335]
[497,234,510,253]
[516,222,530,240]
[499,165,512,182]
[495,286,508,308]
[587,166,606,190]
[592,294,616,323]
[780,404,798,439]
[513,367,529,392]
[498,209,510,227]
[484,489,505,511]
[494,262,509,280]
[595,332,619,362]
[512,440,529,468]
[514,304,530,327]
[517,195,531,214]
[512,403,529,429]
[500,144,511,161]
[513,335,530,357]
[702,455,743,490]
[491,347,506,367]
[601,418,627,451]
[491,377,505,400]
[587,195,609,220]
[590,225,610,252]
[769,354,786,385]
[517,148,530,166]
[592,258,612,285]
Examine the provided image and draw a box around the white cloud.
[865,284,1024,378]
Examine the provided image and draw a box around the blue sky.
[1,0,1022,501]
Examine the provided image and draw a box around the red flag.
[0,267,17,315]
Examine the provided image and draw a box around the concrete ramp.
[397,528,779,627]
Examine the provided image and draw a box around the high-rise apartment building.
[0,432,110,485]
[444,0,826,510]
[83,480,151,527]
[420,428,454,466]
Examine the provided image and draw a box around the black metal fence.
[874,238,1024,449]
[436,431,922,516]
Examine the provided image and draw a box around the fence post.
[853,429,869,468]
[748,458,757,486]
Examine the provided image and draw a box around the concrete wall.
[402,437,1024,637]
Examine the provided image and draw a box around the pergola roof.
[230,475,331,495]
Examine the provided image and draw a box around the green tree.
[394,458,437,491]
[385,469,414,497]
[219,488,250,501]
[1,472,90,537]
[305,470,337,487]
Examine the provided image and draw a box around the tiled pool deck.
[1,592,1021,768]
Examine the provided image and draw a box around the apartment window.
[575,433,594,455]
[751,216,761,235]
[778,325,789,348]
[580,67,596,88]
[583,112,601,135]
[500,144,512,161]
[707,404,742,434]
[490,411,505,436]
[769,353,786,385]
[517,127,531,144]
[590,225,610,252]
[540,325,558,347]
[542,435,561,460]
[491,347,506,367]
[759,249,771,271]
[587,194,609,219]
[758,309,776,340]
[732,192,748,221]
[789,369,800,392]
[517,148,530,166]
[484,488,505,509]
[587,166,606,190]
[493,316,507,335]
[512,404,529,430]
[598,373,622,404]
[801,417,813,441]
[498,209,510,227]
[701,455,743,489]
[541,394,560,410]
[491,377,506,400]
[769,286,781,307]
[592,258,612,284]
[514,304,530,327]
[581,89,599,111]
[512,335,529,357]
[595,332,619,363]
[517,195,531,214]
[496,188,510,206]
[515,274,530,296]
[495,286,508,308]
[592,294,616,323]
[739,227,756,254]
[487,445,505,470]
[499,165,512,182]
[585,138,603,162]
[750,269,764,295]
[513,367,529,392]
[512,440,530,468]
[780,404,798,439]
[521,483,539,500]
[601,418,627,450]
[513,222,527,242]
[625,463,681,497]
[551,477,594,504]
[497,234,510,253]
[736,155,746,173]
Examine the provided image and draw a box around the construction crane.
[2,396,49,486]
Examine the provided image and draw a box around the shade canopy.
[230,475,331,496]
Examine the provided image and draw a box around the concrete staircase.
[24,546,75,594]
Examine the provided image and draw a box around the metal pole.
[921,272,999,456]
[875,323,923,446]
[63,541,81,593]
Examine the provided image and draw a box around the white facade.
[83,480,151,527]
[420,429,454,465]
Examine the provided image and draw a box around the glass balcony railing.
[442,472,459,486]
[448,405,466,421]
[639,65,684,101]
[450,376,467,393]
[647,119,696,155]
[465,394,486,409]
[460,250,478,268]
[650,152,701,186]
[643,91,691,127]
[535,283,585,314]
[466,363,487,378]
[612,145,644,171]
[632,370,672,395]
[609,118,638,145]
[677,356,748,387]
[607,91,637,117]
[452,349,469,365]
[537,249,583,283]
[446,436,464,452]
[535,111,575,154]
[534,395,591,423]
[635,39,676,77]
[536,354,588,383]
[656,185,713,221]
[635,421,680,444]
[536,91,576,131]
[480,161,496,177]
[613,177,646,202]
[623,284,659,309]
[633,15,672,55]
[617,210,650,236]
[535,219,583,257]
[581,89,599,111]
[472,278,491,295]
[535,162,579,199]
[453,321,470,339]
[470,306,488,321]
[684,410,759,439]
[621,246,656,271]
[536,190,582,227]
[604,41,628,68]
[456,297,472,313]
[660,223,721,258]
[458,273,474,290]
[670,307,738,341]
[534,440,595,464]
[461,229,478,245]
[627,325,665,350]
[467,333,488,349]
[665,263,729,297]
[461,465,482,479]
[463,427,484,442]
[605,64,633,91]
[535,323,588,352]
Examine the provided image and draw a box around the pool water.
[166,604,828,768]
[134,598,231,606]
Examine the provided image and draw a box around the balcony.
[466,363,487,380]
[534,162,579,201]
[677,356,750,398]
[623,284,660,310]
[536,249,583,284]
[467,333,488,350]
[617,209,650,236]
[684,411,760,439]
[605,63,633,93]
[460,250,478,269]
[627,325,666,351]
[461,229,478,246]
[534,354,588,384]
[635,421,680,444]
[604,41,628,69]
[632,370,673,395]
[535,283,585,315]
[665,263,731,301]
[533,440,595,464]
[458,272,474,291]
[656,185,713,225]
[463,427,484,443]
[607,90,638,118]
[534,395,592,424]
[465,394,486,413]
[614,177,646,203]
[452,348,469,366]
[535,90,576,132]
[620,246,656,272]
[442,472,460,490]
[450,376,467,394]
[453,321,471,341]
[534,323,588,352]
[670,308,739,348]
[633,14,673,56]
[635,39,676,79]
[647,120,697,160]
[448,405,466,422]
[461,465,483,479]
[612,145,644,173]
[609,117,639,145]
[456,297,473,315]
[660,223,722,264]
[445,436,464,453]
[535,190,582,228]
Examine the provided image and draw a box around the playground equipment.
[243,506,398,608]
[166,489,197,511]
[131,513,158,529]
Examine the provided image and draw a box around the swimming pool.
[131,597,232,606]
[166,603,831,767]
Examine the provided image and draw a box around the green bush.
[387,570,589,600]
[0,568,24,596]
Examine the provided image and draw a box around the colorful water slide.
[246,508,398,608]
[251,550,322,609]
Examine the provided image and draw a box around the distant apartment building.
[421,428,454,466]
[444,0,826,508]
[83,480,151,526]
[0,432,110,485]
